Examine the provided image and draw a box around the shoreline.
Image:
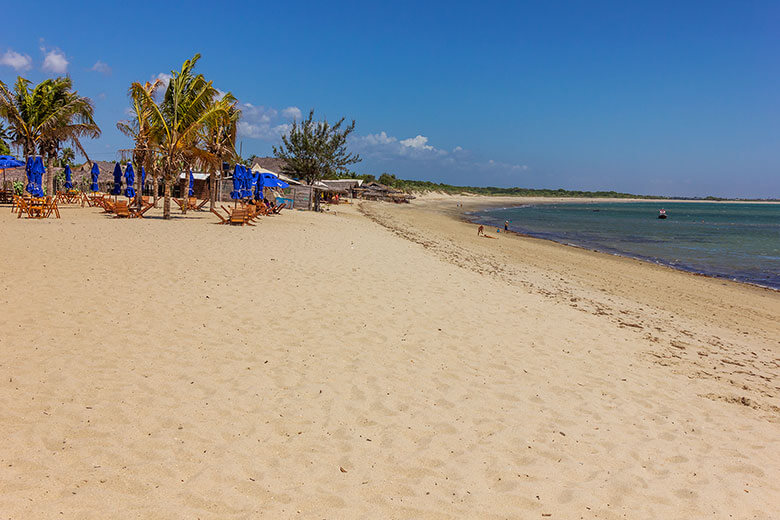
[456,201,779,292]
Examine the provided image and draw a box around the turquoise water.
[472,202,780,289]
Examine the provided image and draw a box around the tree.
[378,173,397,187]
[273,109,361,187]
[199,100,240,210]
[131,54,235,219]
[58,147,75,167]
[0,76,100,195]
[117,79,163,206]
[0,123,10,155]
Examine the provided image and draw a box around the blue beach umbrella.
[111,162,122,196]
[230,164,242,200]
[124,163,135,198]
[25,157,35,195]
[140,166,146,194]
[64,165,73,190]
[89,162,100,192]
[240,165,252,198]
[29,156,45,197]
[0,155,24,191]
[188,170,194,197]
[261,172,289,189]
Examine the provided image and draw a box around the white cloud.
[281,106,302,120]
[154,72,172,88]
[0,49,32,71]
[41,46,68,73]
[236,103,296,140]
[353,131,447,159]
[351,129,529,173]
[91,60,111,75]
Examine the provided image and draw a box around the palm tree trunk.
[180,173,188,214]
[209,170,216,210]
[163,177,172,219]
[46,155,55,196]
[153,175,159,207]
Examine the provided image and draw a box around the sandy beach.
[1,197,778,519]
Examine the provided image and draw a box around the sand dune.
[1,199,778,518]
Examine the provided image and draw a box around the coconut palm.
[0,76,100,195]
[199,100,240,210]
[132,54,234,219]
[118,79,163,206]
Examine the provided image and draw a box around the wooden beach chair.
[229,207,254,226]
[211,207,228,224]
[44,196,61,218]
[130,200,154,218]
[272,202,287,214]
[114,200,131,218]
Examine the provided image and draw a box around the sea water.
[472,202,780,289]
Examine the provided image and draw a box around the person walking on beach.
[504,220,509,231]
[477,225,484,236]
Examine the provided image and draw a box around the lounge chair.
[114,200,131,218]
[211,207,228,224]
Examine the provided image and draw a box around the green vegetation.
[363,173,665,199]
[122,54,239,218]
[0,76,100,195]
[273,109,362,185]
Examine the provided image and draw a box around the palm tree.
[132,54,234,219]
[0,76,100,195]
[117,79,163,206]
[199,100,240,210]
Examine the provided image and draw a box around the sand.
[0,197,778,519]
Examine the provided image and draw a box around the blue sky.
[1,1,778,197]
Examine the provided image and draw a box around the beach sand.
[1,197,778,519]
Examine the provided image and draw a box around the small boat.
[658,209,667,219]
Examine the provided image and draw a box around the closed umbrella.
[124,163,135,199]
[240,165,252,199]
[188,170,194,197]
[64,165,73,190]
[30,156,45,197]
[89,162,100,192]
[230,164,242,201]
[140,166,146,195]
[111,162,122,197]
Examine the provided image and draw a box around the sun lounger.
[129,200,153,218]
[211,207,228,224]
[114,200,131,218]
[229,207,254,226]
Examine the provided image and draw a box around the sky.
[1,0,778,198]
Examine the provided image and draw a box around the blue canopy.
[260,172,290,189]
[0,155,24,169]
[188,170,194,197]
[90,162,100,192]
[63,165,73,190]
[111,162,122,195]
[124,163,135,198]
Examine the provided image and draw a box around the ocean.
[471,201,780,290]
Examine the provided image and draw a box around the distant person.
[504,220,509,231]
[477,225,484,236]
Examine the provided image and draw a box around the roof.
[251,156,288,174]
